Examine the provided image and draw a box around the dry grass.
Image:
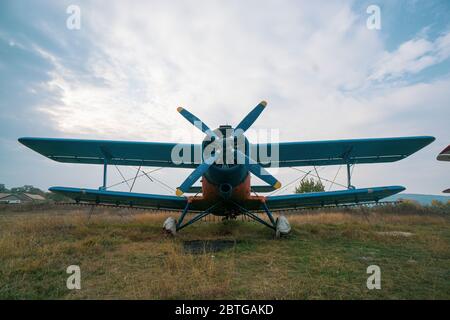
[285,211,448,225]
[0,206,449,299]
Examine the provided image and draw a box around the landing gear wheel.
[275,215,291,238]
[163,217,177,236]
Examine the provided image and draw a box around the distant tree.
[0,184,9,192]
[10,185,45,195]
[429,199,450,215]
[295,178,325,193]
[397,199,423,211]
[431,200,444,207]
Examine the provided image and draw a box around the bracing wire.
[328,165,342,191]
[129,165,141,192]
[139,169,176,193]
[313,166,323,186]
[107,167,163,189]
[268,168,315,196]
[114,165,131,189]
[290,167,347,189]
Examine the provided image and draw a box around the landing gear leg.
[163,202,190,236]
[230,200,288,238]
[163,202,221,235]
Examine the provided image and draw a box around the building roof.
[23,193,46,201]
[0,193,23,201]
[0,193,46,201]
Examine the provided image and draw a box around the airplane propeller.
[177,107,218,139]
[176,152,220,196]
[234,101,267,133]
[235,149,281,189]
[175,101,281,196]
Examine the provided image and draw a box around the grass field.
[0,205,449,299]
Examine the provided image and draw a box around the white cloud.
[36,1,384,140]
[369,31,450,81]
[28,0,450,194]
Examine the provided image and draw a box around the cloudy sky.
[0,0,449,195]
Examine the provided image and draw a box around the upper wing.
[19,137,201,168]
[265,186,405,210]
[49,186,209,211]
[254,136,435,167]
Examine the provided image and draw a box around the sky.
[0,0,449,196]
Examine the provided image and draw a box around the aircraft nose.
[219,183,233,199]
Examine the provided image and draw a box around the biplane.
[437,145,450,193]
[19,101,434,236]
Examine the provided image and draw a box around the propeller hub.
[201,126,249,166]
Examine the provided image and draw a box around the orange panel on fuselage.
[201,173,251,203]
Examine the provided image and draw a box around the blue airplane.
[19,101,434,236]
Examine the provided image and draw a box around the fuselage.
[203,164,251,198]
[199,165,254,216]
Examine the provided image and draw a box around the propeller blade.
[236,150,281,189]
[235,101,267,133]
[176,153,219,196]
[177,107,218,138]
[248,164,281,189]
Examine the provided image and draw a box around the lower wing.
[264,186,405,210]
[51,185,405,212]
[49,187,194,211]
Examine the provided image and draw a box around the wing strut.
[346,163,355,190]
[342,147,356,190]
[100,148,112,190]
[102,158,108,190]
